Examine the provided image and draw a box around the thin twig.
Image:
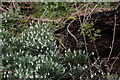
[107,15,117,61]
[109,52,120,73]
[84,1,101,23]
[0,6,8,13]
[89,31,100,59]
[66,18,78,44]
[75,3,88,53]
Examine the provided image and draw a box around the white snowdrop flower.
[41,37,44,40]
[92,52,94,55]
[68,49,71,52]
[23,33,25,36]
[40,49,42,52]
[48,40,50,43]
[15,73,17,76]
[19,58,21,60]
[45,51,48,53]
[43,22,46,25]
[9,54,12,56]
[25,73,28,78]
[80,77,82,79]
[26,69,28,72]
[11,37,14,40]
[41,46,43,49]
[83,51,85,54]
[4,71,6,75]
[47,73,50,76]
[77,64,80,66]
[98,70,101,73]
[35,37,38,40]
[74,50,76,54]
[44,76,46,78]
[29,60,31,63]
[31,20,34,23]
[85,65,88,69]
[16,70,19,74]
[7,75,9,78]
[6,54,8,57]
[5,20,7,22]
[94,73,96,75]
[38,65,41,68]
[44,26,47,29]
[45,36,48,39]
[15,63,17,65]
[50,57,52,61]
[36,67,39,71]
[19,75,22,78]
[30,55,32,57]
[47,47,49,51]
[41,28,44,31]
[9,38,12,41]
[65,53,67,56]
[35,75,39,78]
[107,73,110,75]
[36,34,38,38]
[30,70,33,73]
[2,55,4,58]
[41,60,44,63]
[8,71,11,74]
[27,37,29,40]
[20,49,21,52]
[40,76,43,78]
[6,60,8,62]
[31,44,34,47]
[38,38,41,42]
[27,33,29,37]
[30,26,34,29]
[45,57,48,61]
[31,62,33,65]
[101,72,104,75]
[26,54,28,57]
[22,51,24,54]
[13,57,15,60]
[37,46,39,49]
[37,21,39,24]
[33,39,35,42]
[34,31,36,34]
[68,63,71,66]
[82,67,85,70]
[23,45,25,48]
[41,33,43,36]
[29,23,32,26]
[47,32,50,35]
[3,13,5,15]
[7,14,10,17]
[91,74,94,78]
[38,54,41,57]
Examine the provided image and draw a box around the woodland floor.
[1,2,120,78]
[53,4,120,74]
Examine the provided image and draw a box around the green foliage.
[1,23,89,78]
[1,7,28,35]
[63,49,88,78]
[34,2,75,19]
[66,16,77,21]
[1,23,65,78]
[1,2,118,79]
[64,50,87,66]
[81,22,101,42]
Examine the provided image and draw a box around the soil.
[54,8,120,74]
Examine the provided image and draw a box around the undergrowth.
[1,2,119,80]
